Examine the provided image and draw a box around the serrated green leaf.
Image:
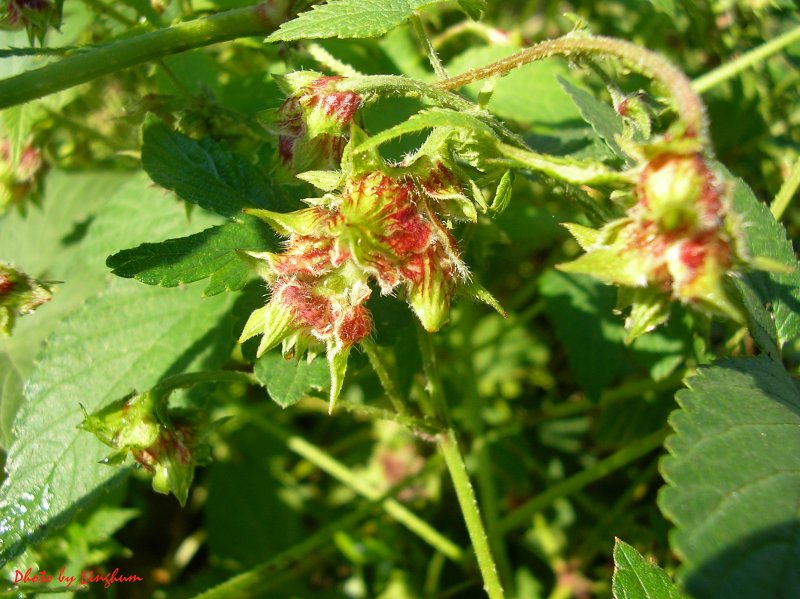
[107,217,276,296]
[457,0,485,20]
[558,76,628,161]
[0,279,236,566]
[730,178,800,348]
[254,351,330,408]
[141,120,286,218]
[659,356,800,598]
[612,538,688,599]
[267,0,443,42]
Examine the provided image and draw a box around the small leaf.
[731,276,780,360]
[622,287,671,344]
[141,119,286,217]
[558,76,628,161]
[659,356,800,598]
[612,538,688,599]
[106,217,276,296]
[267,0,444,42]
[254,351,330,408]
[557,249,647,287]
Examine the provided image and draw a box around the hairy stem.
[418,328,505,599]
[0,2,290,109]
[692,24,800,94]
[361,338,409,416]
[150,370,258,402]
[435,34,708,143]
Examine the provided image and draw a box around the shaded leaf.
[457,0,485,20]
[254,351,331,408]
[612,538,687,599]
[730,177,800,349]
[107,217,276,296]
[659,356,800,598]
[267,0,443,42]
[141,119,285,218]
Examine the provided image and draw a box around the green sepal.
[256,300,298,357]
[243,207,328,236]
[342,124,384,176]
[326,343,351,413]
[557,249,647,288]
[236,249,278,281]
[461,279,506,317]
[618,286,671,343]
[406,257,455,333]
[296,170,344,191]
[562,222,603,251]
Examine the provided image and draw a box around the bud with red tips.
[0,0,63,44]
[0,262,52,336]
[272,71,362,175]
[1,138,44,212]
[80,392,213,506]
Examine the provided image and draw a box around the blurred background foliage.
[1,0,798,597]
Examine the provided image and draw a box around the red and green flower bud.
[638,152,723,232]
[0,262,52,336]
[1,139,44,212]
[273,71,362,175]
[80,392,212,505]
[0,0,63,44]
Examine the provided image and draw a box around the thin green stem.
[435,34,708,143]
[0,3,290,109]
[340,74,475,113]
[692,24,800,94]
[498,429,667,534]
[191,502,379,599]
[250,413,464,562]
[361,338,409,416]
[771,158,800,221]
[438,430,506,599]
[418,328,505,599]
[411,13,448,79]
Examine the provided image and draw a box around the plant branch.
[435,33,708,143]
[0,2,291,110]
[150,370,258,402]
[410,13,448,79]
[418,327,505,599]
[692,24,800,94]
[361,338,409,416]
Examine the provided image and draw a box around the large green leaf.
[141,120,285,218]
[730,177,800,349]
[0,279,236,566]
[612,538,687,599]
[106,217,276,296]
[267,0,443,42]
[659,356,800,598]
[254,351,330,408]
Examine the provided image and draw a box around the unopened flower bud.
[80,392,211,506]
[638,153,722,232]
[0,262,52,336]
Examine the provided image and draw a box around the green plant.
[1,1,799,597]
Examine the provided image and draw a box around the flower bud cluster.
[80,392,212,506]
[561,150,745,336]
[241,169,470,411]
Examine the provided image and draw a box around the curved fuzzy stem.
[0,2,291,110]
[435,34,709,145]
